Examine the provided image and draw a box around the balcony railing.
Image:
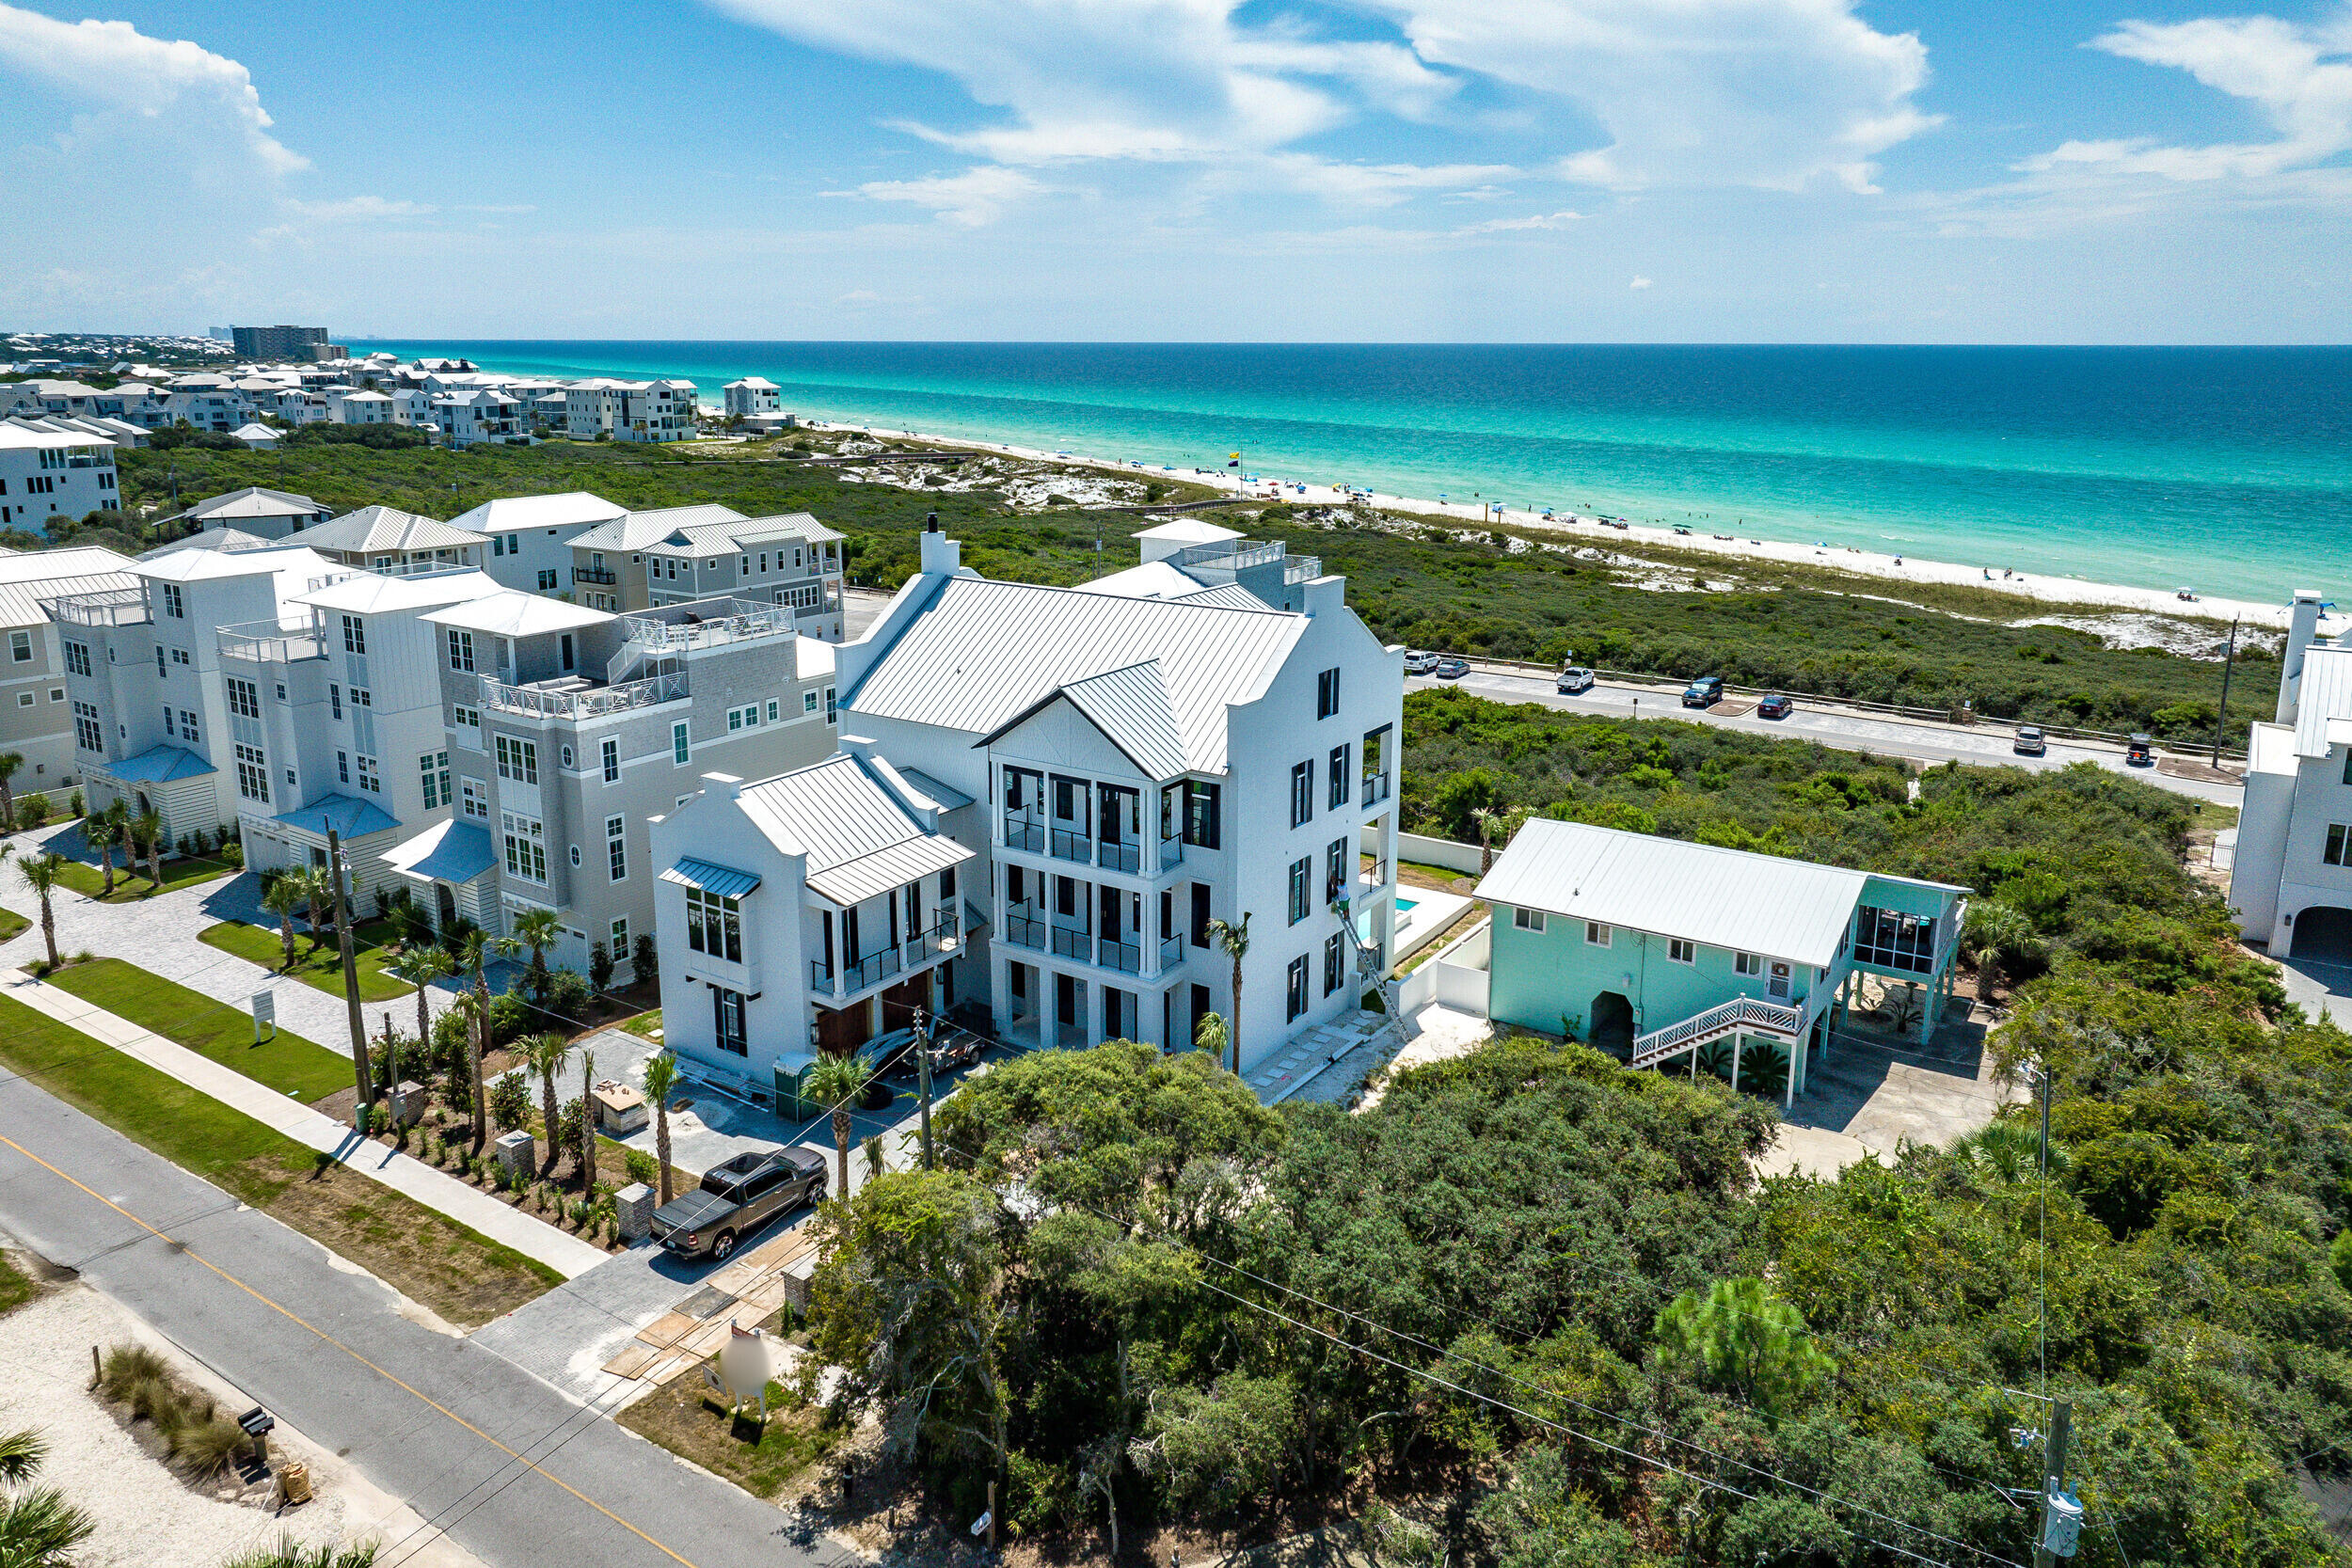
[480,669,686,720]
[900,913,960,968]
[573,565,617,585]
[1158,932,1184,969]
[1050,925,1090,961]
[1005,908,1045,950]
[218,615,328,664]
[45,587,151,627]
[618,599,792,654]
[1099,936,1140,974]
[1003,813,1043,854]
[1158,838,1184,872]
[1282,555,1324,583]
[1049,827,1091,863]
[1169,538,1285,572]
[834,944,902,994]
[1361,771,1392,805]
[1096,838,1141,874]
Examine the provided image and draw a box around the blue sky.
[0,0,2345,341]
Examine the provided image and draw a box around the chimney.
[2278,589,2325,723]
[919,516,961,577]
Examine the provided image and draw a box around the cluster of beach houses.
[2,465,1999,1108]
[2,353,796,454]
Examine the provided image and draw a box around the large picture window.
[495,735,538,784]
[686,886,741,962]
[1853,906,1935,974]
[501,813,547,883]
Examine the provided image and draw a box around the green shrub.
[624,1148,659,1187]
[488,1070,532,1131]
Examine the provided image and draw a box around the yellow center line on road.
[0,1131,701,1568]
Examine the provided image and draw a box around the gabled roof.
[733,753,977,909]
[1133,518,1243,545]
[2293,643,2352,757]
[230,424,279,443]
[849,576,1303,774]
[140,530,271,560]
[137,544,336,589]
[0,546,136,626]
[644,511,843,554]
[1171,583,1270,611]
[1077,561,1203,600]
[183,487,324,523]
[982,660,1188,781]
[569,503,747,553]
[384,818,497,884]
[725,376,778,388]
[1474,818,1963,969]
[302,507,477,555]
[294,568,502,614]
[421,588,610,638]
[104,744,215,784]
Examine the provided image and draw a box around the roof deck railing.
[44,586,152,628]
[218,614,328,664]
[618,597,793,655]
[480,668,687,720]
[1169,538,1286,574]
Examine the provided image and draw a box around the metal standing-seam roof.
[447,492,628,535]
[103,744,215,784]
[733,753,977,909]
[645,511,844,554]
[183,486,322,526]
[300,506,479,555]
[2293,643,2352,757]
[980,660,1188,781]
[0,546,137,626]
[660,858,763,899]
[1475,818,1870,969]
[569,504,747,554]
[848,576,1304,775]
[384,819,498,884]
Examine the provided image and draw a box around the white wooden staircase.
[1630,995,1804,1071]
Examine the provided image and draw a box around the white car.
[1404,650,1442,675]
[1556,666,1596,694]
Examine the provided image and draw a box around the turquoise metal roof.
[107,745,215,784]
[660,857,762,899]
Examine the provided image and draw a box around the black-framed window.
[1183,782,1220,848]
[712,987,748,1055]
[1323,933,1343,995]
[1288,857,1311,925]
[1328,743,1351,808]
[1316,666,1340,719]
[1286,956,1310,1021]
[1290,760,1314,827]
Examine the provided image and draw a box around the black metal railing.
[1158,839,1184,872]
[1050,925,1090,960]
[1050,827,1091,863]
[1099,936,1139,974]
[1158,933,1184,968]
[1003,813,1044,853]
[573,566,617,585]
[1096,838,1140,874]
[1005,909,1045,949]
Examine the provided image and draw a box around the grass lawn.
[54,855,235,903]
[0,1247,37,1317]
[43,958,354,1102]
[617,1313,841,1498]
[0,992,561,1326]
[620,1008,663,1039]
[198,917,414,1002]
[0,908,24,944]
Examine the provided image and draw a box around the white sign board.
[251,990,276,1042]
[970,1511,992,1537]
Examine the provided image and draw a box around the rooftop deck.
[45,586,151,628]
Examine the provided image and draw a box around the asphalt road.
[1412,669,2245,806]
[0,1078,860,1568]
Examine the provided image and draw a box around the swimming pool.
[1396,896,1420,914]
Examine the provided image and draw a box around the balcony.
[1099,936,1140,974]
[46,587,151,628]
[1361,770,1392,805]
[1158,932,1184,969]
[1282,555,1324,584]
[1004,908,1045,950]
[619,599,792,656]
[480,668,686,721]
[1003,813,1043,854]
[1096,838,1141,874]
[1049,826,1091,863]
[218,616,327,664]
[1169,538,1285,572]
[1050,925,1090,961]
[900,913,961,968]
[573,565,617,586]
[1158,838,1184,872]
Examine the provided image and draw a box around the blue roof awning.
[106,745,215,784]
[271,794,400,841]
[384,819,496,884]
[660,857,761,899]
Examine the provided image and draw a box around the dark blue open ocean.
[356,341,2351,602]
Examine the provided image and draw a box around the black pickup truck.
[648,1148,826,1260]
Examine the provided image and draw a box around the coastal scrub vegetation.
[103,438,2249,744]
[802,730,2341,1563]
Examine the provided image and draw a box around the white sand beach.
[805,417,2307,633]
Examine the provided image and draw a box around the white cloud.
[1629,274,1653,288]
[285,196,437,222]
[844,166,1048,226]
[1455,209,1581,232]
[0,4,306,174]
[2015,10,2352,182]
[1370,0,1937,192]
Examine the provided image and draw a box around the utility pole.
[328,830,373,1123]
[2034,1398,2078,1566]
[2210,617,2239,768]
[914,1006,935,1171]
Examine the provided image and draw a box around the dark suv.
[649,1148,826,1260]
[1682,675,1725,709]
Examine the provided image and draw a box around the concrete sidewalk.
[2,971,609,1279]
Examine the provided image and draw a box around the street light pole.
[2210,617,2239,768]
[914,1006,934,1171]
[327,829,373,1122]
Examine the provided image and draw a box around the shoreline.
[793,417,2310,634]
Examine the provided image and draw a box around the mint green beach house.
[1475,820,1969,1106]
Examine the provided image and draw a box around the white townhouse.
[0,546,138,789]
[562,380,637,439]
[432,389,524,448]
[46,545,342,847]
[723,378,780,418]
[295,507,485,577]
[566,504,739,614]
[326,388,395,425]
[224,568,507,899]
[182,487,331,539]
[447,491,628,597]
[646,520,1405,1095]
[2231,591,2352,960]
[0,419,120,531]
[639,512,846,638]
[619,381,698,443]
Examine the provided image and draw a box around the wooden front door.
[816,1001,871,1058]
[880,971,932,1034]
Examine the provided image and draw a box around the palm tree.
[84,809,120,898]
[17,852,64,969]
[1206,912,1252,1075]
[0,752,21,827]
[294,865,331,950]
[510,907,561,1003]
[0,1427,95,1567]
[386,943,453,1056]
[1962,899,2039,1004]
[642,1052,680,1204]
[520,1031,572,1177]
[133,807,165,887]
[576,1043,598,1190]
[456,929,520,1148]
[802,1053,871,1201]
[1471,805,1495,876]
[224,1536,381,1568]
[260,874,307,969]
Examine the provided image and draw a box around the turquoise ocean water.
[355,341,2351,604]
